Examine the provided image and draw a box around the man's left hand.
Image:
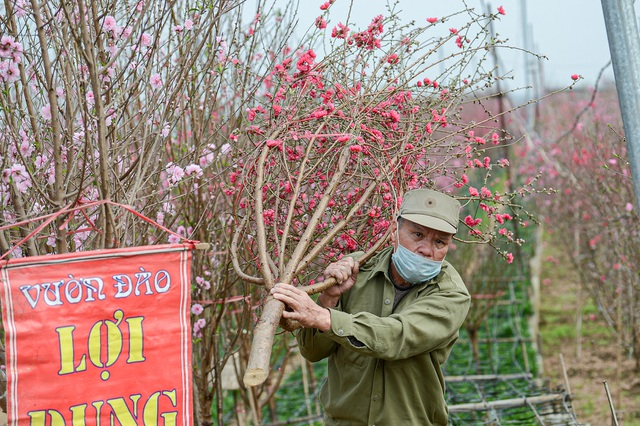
[270,283,331,331]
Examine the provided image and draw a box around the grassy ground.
[538,231,640,426]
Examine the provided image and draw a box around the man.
[270,188,470,425]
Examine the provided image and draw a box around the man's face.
[391,218,453,262]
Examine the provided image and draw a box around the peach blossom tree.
[0,0,287,421]
[227,2,547,388]
[526,86,640,370]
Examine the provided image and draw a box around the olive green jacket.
[297,246,470,426]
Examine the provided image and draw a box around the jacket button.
[338,329,344,335]
[384,299,391,305]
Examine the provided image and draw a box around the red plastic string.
[0,199,200,261]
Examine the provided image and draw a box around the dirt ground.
[538,240,640,426]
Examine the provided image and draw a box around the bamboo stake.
[559,353,572,396]
[616,293,623,418]
[299,353,313,426]
[445,373,533,382]
[448,394,564,412]
[247,385,260,426]
[603,381,619,426]
[574,222,583,360]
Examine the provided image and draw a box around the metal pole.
[521,0,534,129]
[601,0,640,209]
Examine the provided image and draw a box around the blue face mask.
[391,243,443,285]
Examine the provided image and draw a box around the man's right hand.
[317,256,359,308]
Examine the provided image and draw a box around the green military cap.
[399,189,461,234]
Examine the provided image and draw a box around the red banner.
[0,244,195,425]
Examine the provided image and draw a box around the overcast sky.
[268,0,638,92]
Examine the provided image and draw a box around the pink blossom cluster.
[352,15,384,51]
[2,163,32,194]
[192,318,206,338]
[164,162,203,188]
[319,0,335,10]
[0,35,23,83]
[331,22,350,40]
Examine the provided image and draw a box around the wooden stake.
[559,353,572,396]
[603,381,619,426]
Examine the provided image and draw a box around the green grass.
[579,400,595,418]
[537,229,640,425]
[541,323,575,346]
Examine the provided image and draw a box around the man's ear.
[389,220,398,244]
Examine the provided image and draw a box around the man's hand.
[317,257,359,308]
[270,283,331,331]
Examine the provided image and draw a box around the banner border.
[0,243,195,424]
[1,266,18,425]
[180,249,193,425]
